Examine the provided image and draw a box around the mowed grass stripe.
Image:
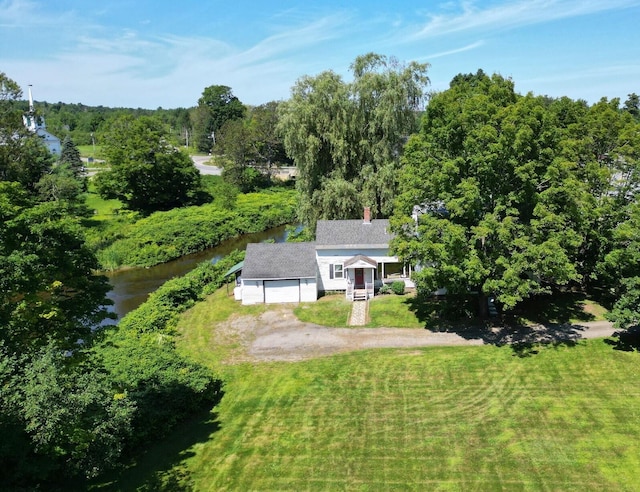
[174,341,640,491]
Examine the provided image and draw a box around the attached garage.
[240,242,318,305]
[264,279,300,303]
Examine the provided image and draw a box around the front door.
[355,268,364,288]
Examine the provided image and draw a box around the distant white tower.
[22,85,61,155]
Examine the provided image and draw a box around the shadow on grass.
[93,406,222,491]
[605,326,640,352]
[507,291,600,325]
[405,293,588,357]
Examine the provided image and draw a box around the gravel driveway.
[217,306,617,362]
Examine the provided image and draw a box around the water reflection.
[104,224,291,321]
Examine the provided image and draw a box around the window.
[329,263,344,279]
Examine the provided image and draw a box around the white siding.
[264,279,300,303]
[241,279,264,305]
[300,278,318,302]
[316,248,400,292]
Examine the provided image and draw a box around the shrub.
[93,251,244,449]
[391,281,406,296]
[378,283,392,295]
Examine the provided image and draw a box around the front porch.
[343,254,414,301]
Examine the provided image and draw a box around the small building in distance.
[22,85,60,155]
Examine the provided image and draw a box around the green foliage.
[193,85,246,152]
[95,115,201,214]
[96,333,220,447]
[0,342,135,487]
[1,72,55,191]
[285,224,314,243]
[278,53,430,226]
[58,135,87,191]
[96,188,297,269]
[0,182,112,352]
[19,346,135,479]
[390,280,406,295]
[93,252,242,447]
[393,70,640,317]
[216,101,291,191]
[378,283,392,295]
[36,163,85,206]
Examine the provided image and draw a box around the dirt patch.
[215,306,616,363]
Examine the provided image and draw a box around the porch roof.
[344,254,377,269]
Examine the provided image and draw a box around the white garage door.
[264,279,300,303]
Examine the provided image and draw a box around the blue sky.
[1,0,639,109]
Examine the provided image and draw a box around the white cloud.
[412,0,640,39]
[425,40,485,59]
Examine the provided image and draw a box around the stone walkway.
[349,300,368,326]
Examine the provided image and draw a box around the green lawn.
[77,144,104,159]
[294,295,352,327]
[295,291,608,329]
[84,189,123,219]
[294,293,424,328]
[101,290,640,491]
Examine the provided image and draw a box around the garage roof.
[242,242,317,280]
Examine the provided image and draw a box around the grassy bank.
[83,186,297,270]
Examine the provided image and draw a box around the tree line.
[0,72,232,487]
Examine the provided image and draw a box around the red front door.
[355,269,364,288]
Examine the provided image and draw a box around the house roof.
[315,219,393,249]
[344,255,377,269]
[242,242,317,280]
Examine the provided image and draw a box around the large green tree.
[278,53,430,227]
[0,182,112,352]
[393,71,640,317]
[392,72,586,316]
[192,85,246,152]
[95,115,201,213]
[216,101,289,191]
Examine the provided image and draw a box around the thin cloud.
[0,0,76,28]
[238,13,350,66]
[412,0,640,39]
[426,40,485,59]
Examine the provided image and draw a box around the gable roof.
[242,242,317,280]
[315,219,393,249]
[344,254,378,269]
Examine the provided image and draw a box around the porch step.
[353,289,368,301]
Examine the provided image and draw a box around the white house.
[238,208,412,304]
[22,86,61,155]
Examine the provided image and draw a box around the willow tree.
[277,53,430,227]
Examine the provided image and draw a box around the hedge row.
[97,188,296,269]
[94,251,244,449]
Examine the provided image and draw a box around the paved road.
[82,155,222,176]
[191,155,222,175]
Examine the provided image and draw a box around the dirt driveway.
[217,305,617,362]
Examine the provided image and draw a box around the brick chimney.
[363,206,371,224]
